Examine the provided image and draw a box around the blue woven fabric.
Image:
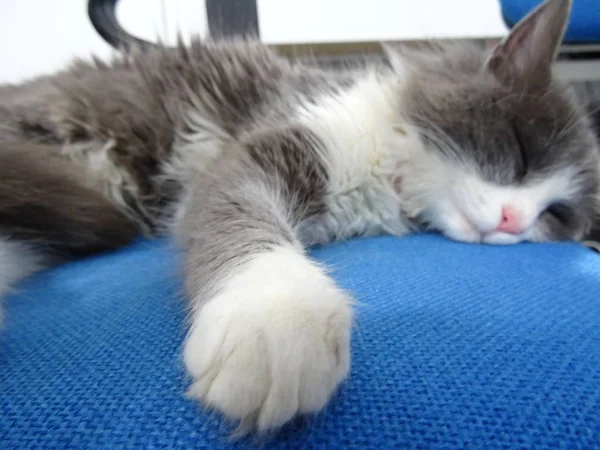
[500,0,600,42]
[1,234,600,449]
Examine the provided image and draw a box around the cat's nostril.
[497,205,524,234]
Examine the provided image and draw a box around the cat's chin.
[481,232,524,245]
[438,225,530,246]
[435,214,484,244]
[440,230,482,244]
[439,228,527,246]
[434,211,528,246]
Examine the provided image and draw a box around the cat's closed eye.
[512,121,528,179]
[544,202,573,226]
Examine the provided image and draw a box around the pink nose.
[496,205,524,234]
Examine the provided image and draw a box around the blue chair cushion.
[2,235,600,449]
[500,0,600,43]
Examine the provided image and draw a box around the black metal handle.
[88,0,260,51]
[88,0,156,50]
[205,0,259,39]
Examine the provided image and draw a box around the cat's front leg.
[175,139,352,432]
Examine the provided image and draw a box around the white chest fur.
[294,72,425,245]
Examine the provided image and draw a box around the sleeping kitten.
[0,0,598,432]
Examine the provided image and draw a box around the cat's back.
[0,37,355,231]
[1,38,348,144]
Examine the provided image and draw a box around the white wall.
[0,0,507,84]
[0,0,207,83]
[258,0,507,44]
[1,0,112,83]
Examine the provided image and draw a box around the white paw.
[183,246,353,432]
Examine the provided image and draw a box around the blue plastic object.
[501,0,600,43]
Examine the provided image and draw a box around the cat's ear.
[485,0,571,87]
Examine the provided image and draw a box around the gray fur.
[176,126,328,303]
[0,143,137,257]
[0,0,599,432]
[0,3,595,249]
[0,39,345,232]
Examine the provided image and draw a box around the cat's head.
[388,0,600,244]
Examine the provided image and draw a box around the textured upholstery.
[500,0,600,42]
[2,234,600,449]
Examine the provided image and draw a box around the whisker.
[554,103,600,142]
